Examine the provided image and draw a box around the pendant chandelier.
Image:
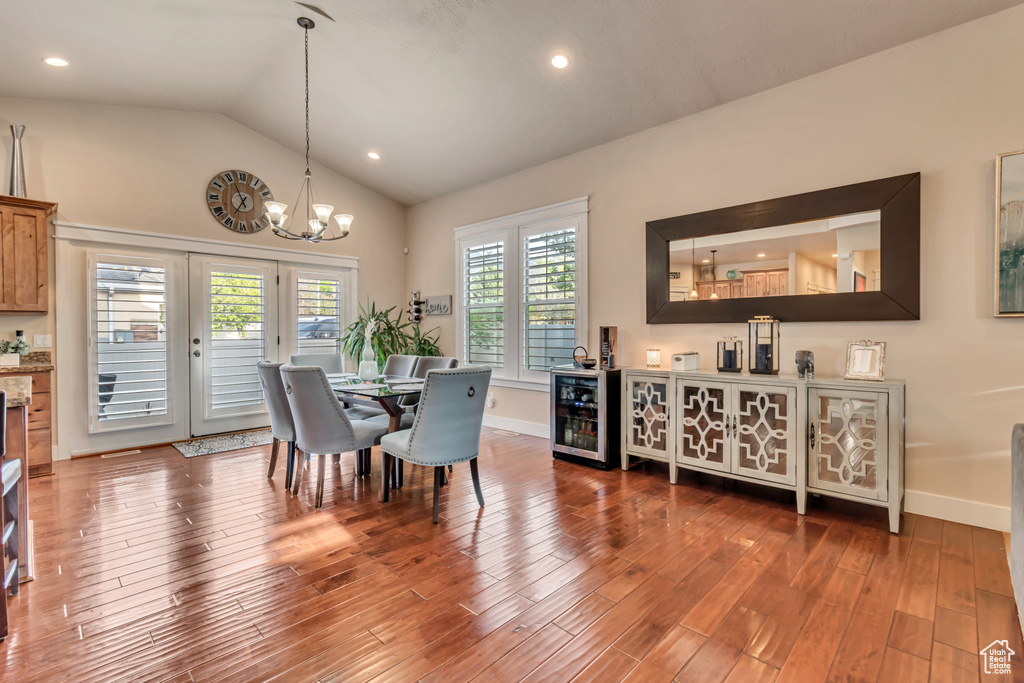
[266,17,352,243]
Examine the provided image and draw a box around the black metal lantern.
[716,336,742,373]
[748,316,780,375]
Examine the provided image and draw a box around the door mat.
[173,429,273,458]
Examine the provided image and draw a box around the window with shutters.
[454,198,587,388]
[90,254,173,431]
[297,275,343,354]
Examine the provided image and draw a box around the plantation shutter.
[297,276,342,354]
[93,258,170,427]
[522,225,576,371]
[463,240,505,368]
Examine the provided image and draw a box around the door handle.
[193,350,201,357]
[193,338,200,345]
[809,423,816,449]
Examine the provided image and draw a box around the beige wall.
[0,97,407,457]
[406,7,1024,527]
[793,253,837,295]
[0,96,408,349]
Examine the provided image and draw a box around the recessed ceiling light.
[701,259,710,264]
[832,253,838,258]
[551,55,569,69]
[367,151,380,160]
[757,253,766,258]
[43,57,68,67]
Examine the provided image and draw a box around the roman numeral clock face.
[206,170,274,233]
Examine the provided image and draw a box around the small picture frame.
[844,339,886,381]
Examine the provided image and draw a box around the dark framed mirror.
[646,173,920,323]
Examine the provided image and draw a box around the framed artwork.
[996,151,1024,316]
[854,271,867,292]
[844,339,886,381]
[699,265,716,281]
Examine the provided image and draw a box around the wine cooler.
[550,367,620,469]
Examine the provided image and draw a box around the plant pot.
[0,353,20,367]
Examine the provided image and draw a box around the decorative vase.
[358,337,378,381]
[9,125,26,198]
[726,269,738,280]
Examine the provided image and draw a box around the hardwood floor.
[0,428,1020,682]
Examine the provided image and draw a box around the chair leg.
[381,451,392,503]
[268,437,281,478]
[315,453,326,509]
[469,457,484,508]
[448,464,453,473]
[397,459,404,488]
[432,466,443,523]
[363,448,371,476]
[285,442,296,489]
[291,450,305,496]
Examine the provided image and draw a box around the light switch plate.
[33,334,52,348]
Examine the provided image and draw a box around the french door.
[188,254,279,437]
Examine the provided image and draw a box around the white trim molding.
[482,415,549,439]
[904,489,1010,532]
[55,221,360,270]
[453,196,589,240]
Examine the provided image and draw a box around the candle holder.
[748,316,780,375]
[646,349,661,369]
[717,336,742,373]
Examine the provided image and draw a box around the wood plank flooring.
[0,428,1021,682]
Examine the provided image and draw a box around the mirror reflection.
[668,211,881,301]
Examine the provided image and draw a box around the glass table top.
[328,373,424,398]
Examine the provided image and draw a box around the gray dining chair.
[368,356,460,487]
[382,354,418,377]
[279,364,389,509]
[380,366,491,523]
[289,353,344,373]
[257,361,299,488]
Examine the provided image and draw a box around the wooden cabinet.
[0,196,56,313]
[742,268,789,298]
[620,369,906,532]
[695,279,747,300]
[5,372,52,477]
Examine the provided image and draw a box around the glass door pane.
[554,373,599,453]
[677,381,729,472]
[734,385,795,484]
[808,389,888,501]
[626,375,670,459]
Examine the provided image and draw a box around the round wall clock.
[206,170,274,233]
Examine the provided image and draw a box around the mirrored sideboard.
[621,368,905,533]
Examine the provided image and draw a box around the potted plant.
[0,338,31,367]
[343,299,444,372]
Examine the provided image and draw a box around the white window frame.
[454,197,588,391]
[87,252,177,433]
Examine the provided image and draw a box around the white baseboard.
[482,415,548,439]
[904,490,1010,532]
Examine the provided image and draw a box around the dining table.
[328,373,423,501]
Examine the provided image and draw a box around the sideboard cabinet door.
[623,373,671,462]
[733,383,798,485]
[808,388,889,502]
[676,379,730,473]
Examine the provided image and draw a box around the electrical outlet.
[33,334,52,348]
[486,392,495,408]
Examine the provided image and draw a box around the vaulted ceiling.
[2,0,1020,205]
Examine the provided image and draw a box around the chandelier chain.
[304,26,310,174]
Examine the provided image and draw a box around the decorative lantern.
[717,336,742,373]
[646,349,661,369]
[748,316,780,375]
